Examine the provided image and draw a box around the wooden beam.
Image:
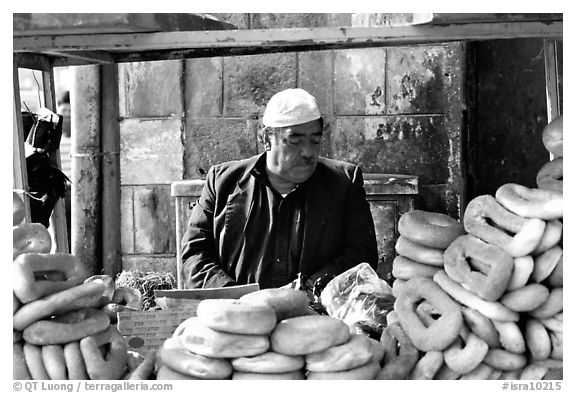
[13,64,32,223]
[101,64,121,277]
[14,22,563,61]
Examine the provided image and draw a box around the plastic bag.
[320,263,395,336]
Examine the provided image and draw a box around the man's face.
[266,119,323,184]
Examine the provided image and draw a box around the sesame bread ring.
[232,371,305,380]
[13,223,52,259]
[307,360,380,380]
[534,220,563,254]
[409,351,444,380]
[379,327,398,364]
[13,192,26,226]
[102,303,139,324]
[540,315,563,333]
[305,334,373,372]
[507,256,535,291]
[394,277,463,352]
[22,343,50,380]
[156,365,201,380]
[13,279,109,331]
[433,270,519,322]
[495,183,563,220]
[196,298,276,335]
[525,318,552,361]
[23,307,110,345]
[530,287,563,319]
[493,320,526,354]
[376,353,419,380]
[239,288,310,321]
[180,317,269,358]
[14,342,32,380]
[550,330,563,360]
[84,275,116,305]
[42,344,68,380]
[531,246,562,283]
[391,278,407,298]
[80,325,128,380]
[13,253,89,303]
[14,330,22,343]
[537,158,563,193]
[13,293,21,315]
[398,210,465,249]
[368,338,385,365]
[483,349,527,371]
[63,341,89,380]
[111,286,143,311]
[520,364,549,381]
[387,321,419,357]
[444,234,514,301]
[542,115,563,157]
[460,363,495,380]
[127,351,157,380]
[392,255,442,280]
[444,332,489,374]
[461,307,500,348]
[546,256,563,287]
[271,315,350,356]
[158,336,233,379]
[500,283,549,312]
[395,236,444,267]
[463,195,546,257]
[434,363,462,380]
[232,352,304,374]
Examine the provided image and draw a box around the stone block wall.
[118,14,466,276]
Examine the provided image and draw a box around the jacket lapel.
[299,164,332,273]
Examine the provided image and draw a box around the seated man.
[181,88,378,289]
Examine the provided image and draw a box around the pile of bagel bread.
[387,116,563,380]
[13,193,144,380]
[147,288,385,380]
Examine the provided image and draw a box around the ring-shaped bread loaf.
[23,307,110,345]
[433,270,519,322]
[13,252,89,303]
[507,256,535,291]
[529,287,563,319]
[179,317,269,358]
[534,219,563,254]
[495,183,562,220]
[42,344,68,380]
[80,325,128,380]
[392,255,442,280]
[111,286,143,310]
[305,333,374,372]
[537,158,563,193]
[158,336,233,379]
[239,288,311,321]
[232,371,305,380]
[500,283,549,312]
[394,276,463,352]
[461,306,500,348]
[14,342,32,380]
[398,210,465,249]
[525,318,552,361]
[232,352,305,374]
[13,223,52,259]
[270,315,350,356]
[196,298,277,335]
[483,349,527,371]
[13,279,109,331]
[395,236,445,266]
[444,332,489,374]
[306,360,381,380]
[443,234,514,301]
[63,341,90,380]
[22,343,50,380]
[463,195,545,257]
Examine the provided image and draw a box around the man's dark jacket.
[181,153,378,288]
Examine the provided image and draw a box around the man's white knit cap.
[262,88,321,128]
